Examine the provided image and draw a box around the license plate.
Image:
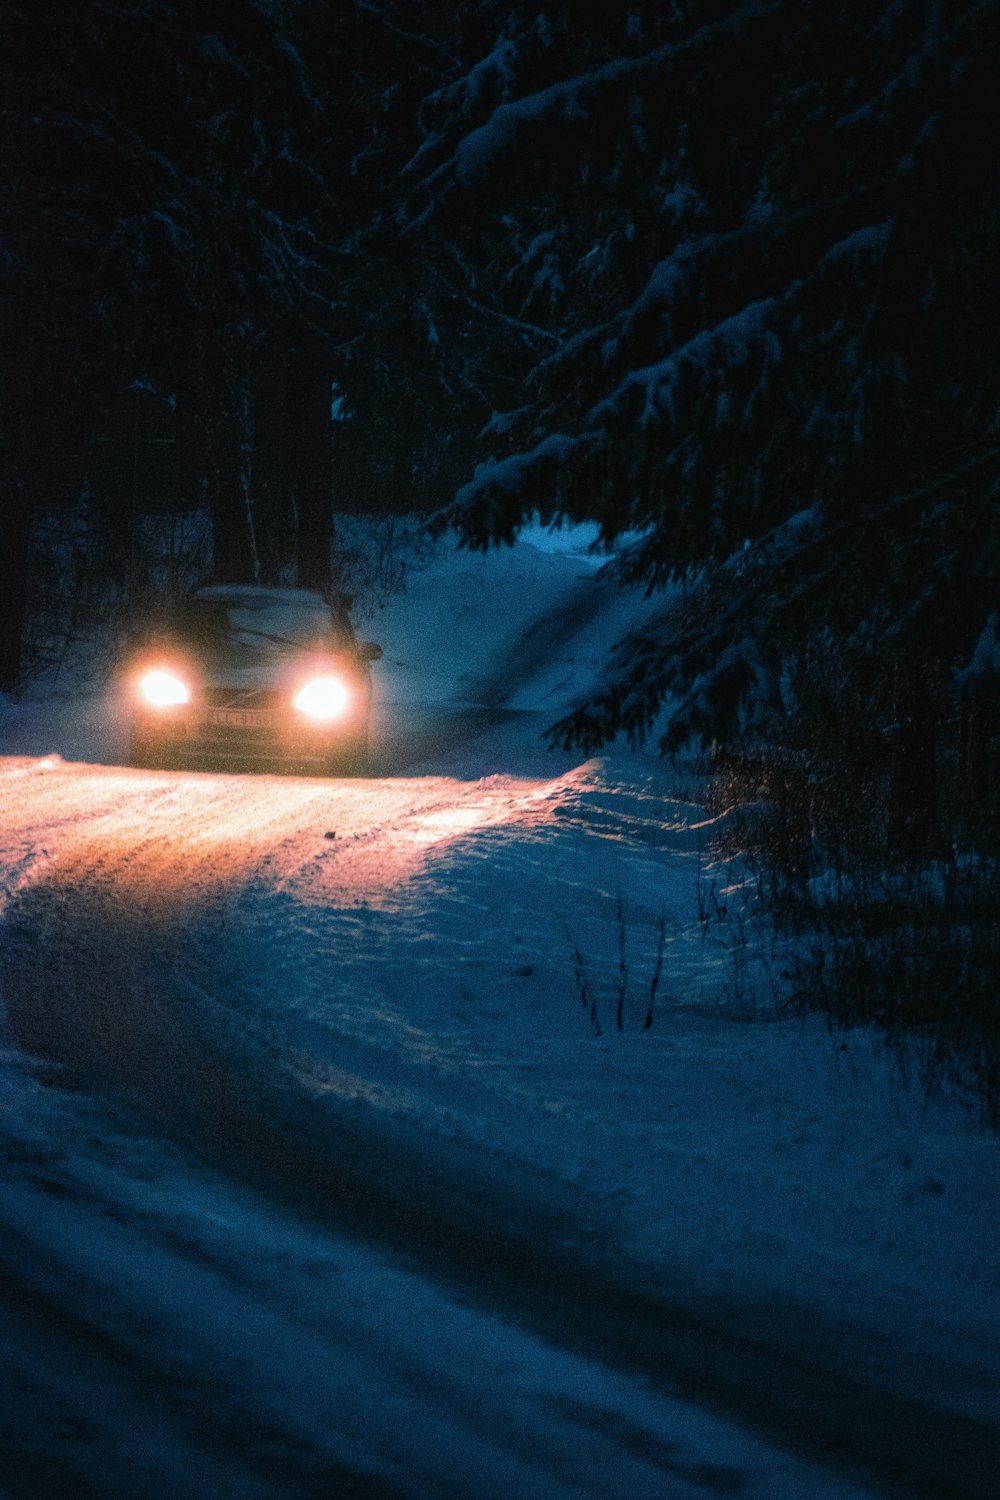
[206,708,274,729]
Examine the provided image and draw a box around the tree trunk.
[887,674,946,861]
[289,342,333,594]
[190,361,258,585]
[0,496,32,692]
[250,356,294,584]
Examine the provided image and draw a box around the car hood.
[191,654,360,692]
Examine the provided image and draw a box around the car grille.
[202,687,283,710]
[199,722,280,744]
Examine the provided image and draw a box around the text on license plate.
[206,708,274,728]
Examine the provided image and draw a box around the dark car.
[128,585,381,773]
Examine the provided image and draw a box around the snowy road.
[0,762,847,1499]
[0,755,996,1500]
[1,534,997,1498]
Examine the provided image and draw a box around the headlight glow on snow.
[140,668,190,708]
[294,675,350,721]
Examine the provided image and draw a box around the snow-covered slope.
[0,523,997,1499]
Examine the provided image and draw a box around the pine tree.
[404,0,1000,853]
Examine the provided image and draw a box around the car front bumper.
[130,703,369,768]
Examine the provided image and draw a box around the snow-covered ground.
[0,523,997,1499]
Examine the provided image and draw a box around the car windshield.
[167,592,351,663]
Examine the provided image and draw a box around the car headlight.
[293,675,350,721]
[139,668,190,708]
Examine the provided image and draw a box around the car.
[127,584,382,774]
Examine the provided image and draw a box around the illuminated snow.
[0,525,996,1498]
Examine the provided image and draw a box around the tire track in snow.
[0,759,996,1500]
[0,759,554,1129]
[0,758,772,1500]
